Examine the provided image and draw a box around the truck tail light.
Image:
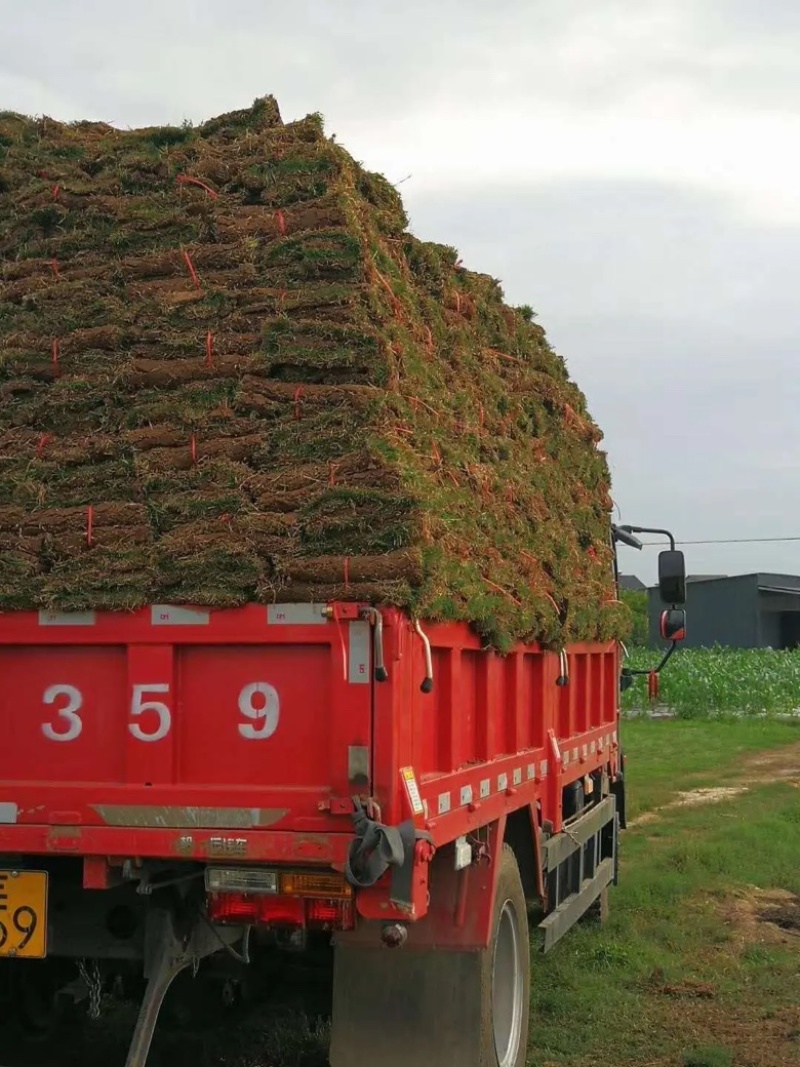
[307,899,354,928]
[205,867,351,899]
[280,870,352,899]
[207,893,354,931]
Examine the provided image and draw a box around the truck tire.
[484,844,531,1067]
[330,844,531,1067]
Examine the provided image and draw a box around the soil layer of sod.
[0,96,628,649]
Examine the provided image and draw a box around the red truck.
[0,526,686,1067]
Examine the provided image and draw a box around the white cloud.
[3,0,799,227]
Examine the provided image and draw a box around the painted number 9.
[238,682,280,740]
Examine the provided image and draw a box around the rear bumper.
[0,824,351,866]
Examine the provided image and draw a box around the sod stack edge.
[0,95,629,650]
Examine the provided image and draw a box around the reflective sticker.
[267,604,327,625]
[590,740,597,754]
[400,767,425,817]
[0,803,17,824]
[38,610,95,627]
[438,792,451,815]
[563,751,570,767]
[540,760,549,777]
[498,773,508,792]
[151,605,209,626]
[480,779,491,799]
[513,768,522,787]
[460,785,473,806]
[527,764,536,781]
[348,621,370,685]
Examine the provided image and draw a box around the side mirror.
[660,608,686,642]
[658,549,686,605]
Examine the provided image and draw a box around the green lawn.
[529,717,800,1067]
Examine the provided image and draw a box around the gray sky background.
[2,0,798,583]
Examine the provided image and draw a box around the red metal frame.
[0,603,620,936]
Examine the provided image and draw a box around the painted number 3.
[40,682,281,743]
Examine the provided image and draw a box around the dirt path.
[630,740,800,827]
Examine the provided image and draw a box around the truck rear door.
[0,604,373,840]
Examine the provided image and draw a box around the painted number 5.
[129,684,172,743]
[238,682,280,740]
[41,685,83,742]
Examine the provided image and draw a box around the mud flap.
[330,942,485,1067]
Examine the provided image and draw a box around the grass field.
[621,647,800,718]
[530,717,800,1067]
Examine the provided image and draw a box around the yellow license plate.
[0,870,48,959]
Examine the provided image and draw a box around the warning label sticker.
[400,767,425,816]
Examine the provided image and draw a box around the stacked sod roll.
[0,96,628,649]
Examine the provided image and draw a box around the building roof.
[619,574,646,592]
[755,573,800,594]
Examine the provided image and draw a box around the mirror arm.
[623,640,678,678]
[619,525,677,551]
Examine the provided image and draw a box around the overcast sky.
[2,0,798,583]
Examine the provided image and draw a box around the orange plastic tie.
[86,505,94,547]
[544,591,560,614]
[51,184,61,201]
[52,339,60,376]
[36,433,51,458]
[293,386,304,421]
[343,557,350,590]
[49,259,60,278]
[205,331,214,368]
[484,578,522,607]
[275,210,287,235]
[183,250,201,290]
[329,461,338,487]
[190,434,198,465]
[176,174,219,198]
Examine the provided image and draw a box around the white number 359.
[40,682,280,743]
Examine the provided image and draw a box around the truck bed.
[0,603,619,865]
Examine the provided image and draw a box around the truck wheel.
[330,844,530,1067]
[486,845,530,1067]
